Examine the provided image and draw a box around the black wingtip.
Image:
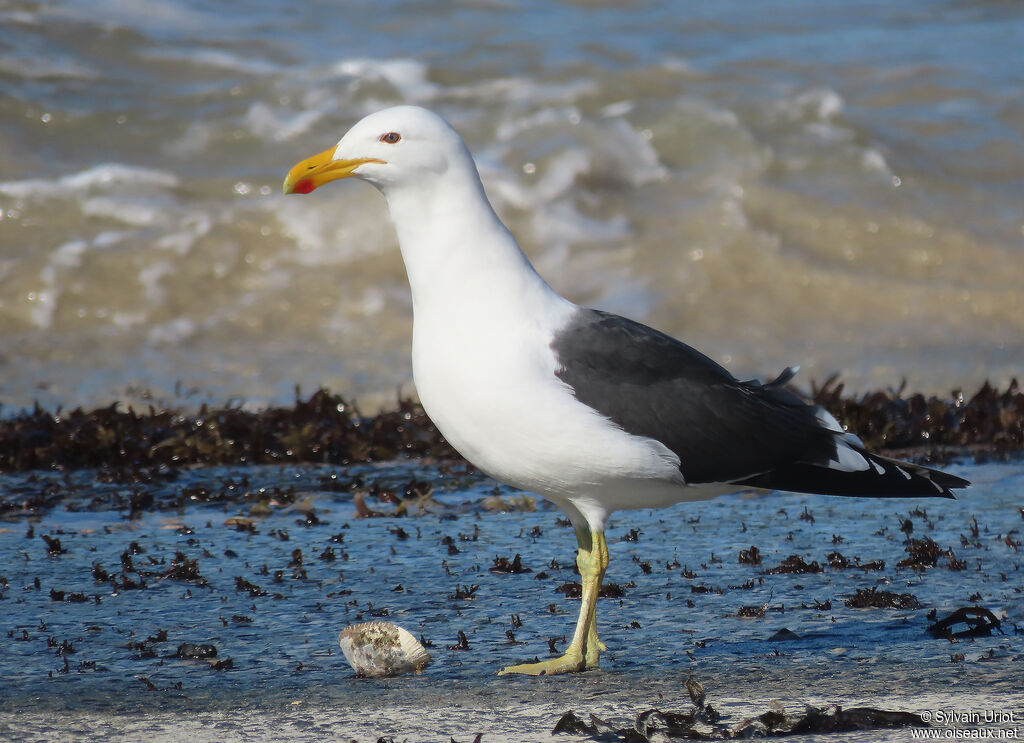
[733,451,969,500]
[929,469,970,499]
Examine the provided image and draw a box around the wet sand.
[1,458,1021,741]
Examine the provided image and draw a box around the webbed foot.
[498,650,588,676]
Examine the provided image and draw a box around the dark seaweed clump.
[552,678,927,741]
[0,379,1020,474]
[0,388,459,472]
[926,606,1003,639]
[810,377,1023,459]
[844,587,922,610]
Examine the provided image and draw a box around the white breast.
[411,296,684,505]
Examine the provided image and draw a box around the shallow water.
[1,460,1021,740]
[1,1,1022,411]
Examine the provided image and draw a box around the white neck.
[380,168,562,322]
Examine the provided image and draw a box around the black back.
[550,309,967,497]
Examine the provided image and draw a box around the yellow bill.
[282,147,383,194]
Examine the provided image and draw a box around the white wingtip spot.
[814,406,867,447]
[815,406,844,433]
[829,443,870,472]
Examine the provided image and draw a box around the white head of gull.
[284,105,969,676]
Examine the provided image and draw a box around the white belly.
[410,308,686,511]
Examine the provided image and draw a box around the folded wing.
[550,309,968,498]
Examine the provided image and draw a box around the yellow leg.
[498,528,609,676]
[584,531,609,669]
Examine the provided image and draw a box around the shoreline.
[1,379,1020,477]
[4,673,1022,742]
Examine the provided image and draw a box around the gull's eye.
[379,132,401,144]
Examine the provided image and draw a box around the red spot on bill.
[293,179,316,194]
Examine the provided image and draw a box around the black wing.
[550,309,968,498]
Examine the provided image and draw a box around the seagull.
[283,105,970,676]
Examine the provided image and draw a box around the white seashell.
[337,621,432,678]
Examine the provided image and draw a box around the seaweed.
[810,376,1023,460]
[552,677,928,740]
[489,553,531,574]
[1,380,1020,518]
[844,587,922,609]
[556,581,629,599]
[827,551,885,571]
[174,642,217,660]
[763,555,823,575]
[898,537,963,570]
[926,606,1003,639]
[1,380,1020,477]
[738,545,762,565]
[0,388,458,473]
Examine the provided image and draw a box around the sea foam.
[0,164,179,200]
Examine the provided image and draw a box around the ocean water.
[0,0,1020,411]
